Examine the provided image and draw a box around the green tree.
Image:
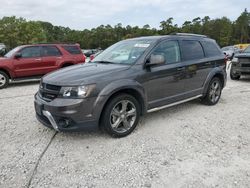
[233,8,250,43]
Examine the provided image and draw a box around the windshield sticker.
[134,43,150,48]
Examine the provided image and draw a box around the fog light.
[58,119,71,128]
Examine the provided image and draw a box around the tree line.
[0,9,249,50]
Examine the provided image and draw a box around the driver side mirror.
[14,52,22,59]
[146,54,165,67]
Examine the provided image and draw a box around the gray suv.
[34,33,227,137]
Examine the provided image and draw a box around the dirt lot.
[0,74,250,188]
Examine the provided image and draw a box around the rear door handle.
[205,62,211,65]
[177,67,185,71]
[35,58,42,61]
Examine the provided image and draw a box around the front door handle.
[35,58,42,61]
[177,67,185,71]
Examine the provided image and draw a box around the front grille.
[241,64,250,67]
[39,83,61,102]
[240,58,250,63]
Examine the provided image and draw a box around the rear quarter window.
[62,45,82,54]
[201,41,222,57]
[180,40,204,61]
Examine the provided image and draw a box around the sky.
[0,0,248,30]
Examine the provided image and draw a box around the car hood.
[222,50,233,53]
[0,57,8,61]
[43,63,131,86]
[0,57,11,64]
[235,53,250,58]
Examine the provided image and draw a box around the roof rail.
[171,33,208,38]
[34,42,78,45]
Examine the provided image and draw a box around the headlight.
[232,57,239,62]
[59,85,94,98]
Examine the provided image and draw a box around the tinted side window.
[181,40,204,60]
[20,47,41,58]
[151,40,181,64]
[62,45,81,54]
[201,41,222,57]
[42,46,62,57]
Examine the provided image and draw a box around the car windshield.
[243,46,250,53]
[222,46,233,51]
[93,39,155,65]
[4,46,22,58]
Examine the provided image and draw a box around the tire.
[0,71,9,89]
[201,77,222,106]
[62,63,73,68]
[230,67,240,80]
[101,94,141,137]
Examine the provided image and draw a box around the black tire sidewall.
[101,94,141,137]
[0,71,9,89]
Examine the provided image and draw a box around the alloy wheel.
[0,73,6,87]
[209,80,221,103]
[110,100,137,133]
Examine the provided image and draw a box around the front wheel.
[101,94,141,137]
[0,71,9,89]
[201,77,222,105]
[230,67,240,80]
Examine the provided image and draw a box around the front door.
[13,46,43,77]
[142,40,187,109]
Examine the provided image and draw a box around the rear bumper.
[34,93,100,132]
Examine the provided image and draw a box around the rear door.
[179,40,211,92]
[41,45,62,74]
[13,46,43,77]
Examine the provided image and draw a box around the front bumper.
[34,93,101,132]
[231,62,250,74]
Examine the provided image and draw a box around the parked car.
[90,50,103,61]
[230,45,250,80]
[34,33,227,137]
[82,49,98,57]
[0,43,86,89]
[0,43,6,57]
[234,43,250,51]
[221,45,241,60]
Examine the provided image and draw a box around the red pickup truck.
[0,43,86,89]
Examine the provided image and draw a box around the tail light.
[224,54,228,65]
[82,54,86,63]
[90,54,95,61]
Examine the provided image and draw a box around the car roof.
[17,43,78,48]
[126,33,213,42]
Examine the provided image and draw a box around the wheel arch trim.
[202,67,226,95]
[93,79,147,122]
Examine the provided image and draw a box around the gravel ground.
[0,73,250,188]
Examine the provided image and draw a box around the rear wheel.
[62,63,73,68]
[101,94,140,137]
[201,77,222,105]
[0,71,9,89]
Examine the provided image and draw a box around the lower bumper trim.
[42,110,59,131]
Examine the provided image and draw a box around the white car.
[221,46,241,60]
[0,43,6,56]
